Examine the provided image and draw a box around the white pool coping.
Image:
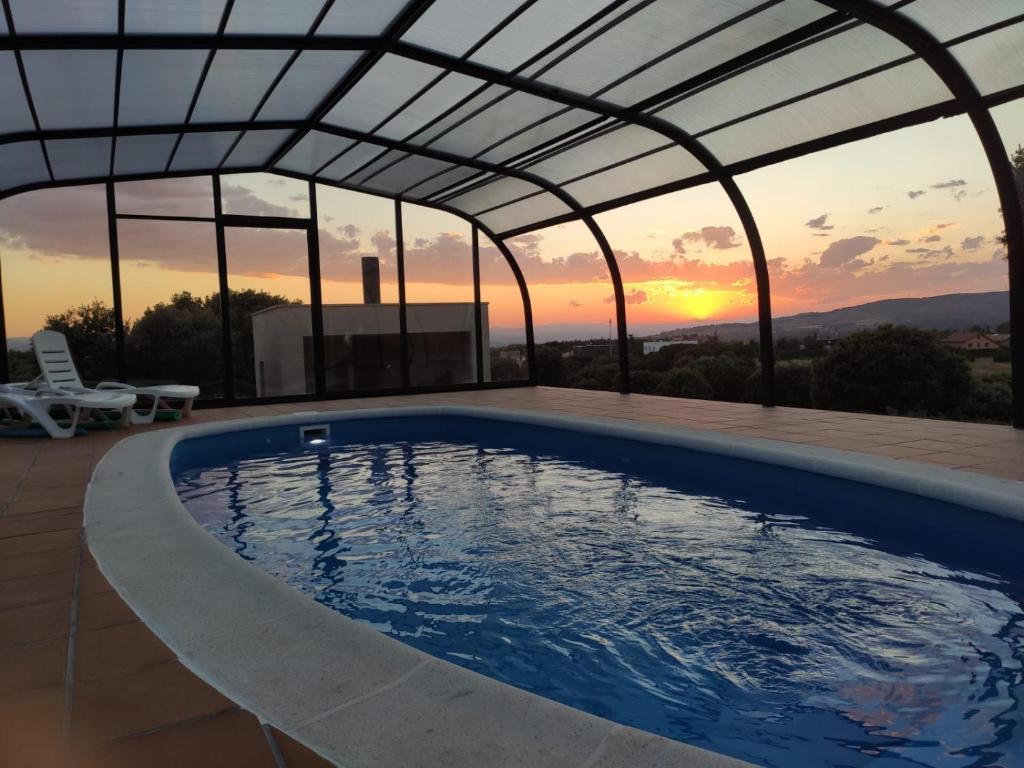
[85,406,1024,768]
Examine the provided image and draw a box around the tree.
[44,300,120,384]
[127,292,223,392]
[689,353,754,402]
[534,345,565,386]
[814,325,972,417]
[656,366,713,399]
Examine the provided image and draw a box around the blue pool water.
[173,416,1024,767]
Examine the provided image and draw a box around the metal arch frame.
[812,0,1024,428]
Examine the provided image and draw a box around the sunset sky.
[1,99,1021,341]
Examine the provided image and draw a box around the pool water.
[173,416,1024,767]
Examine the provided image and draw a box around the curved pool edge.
[83,406,1024,768]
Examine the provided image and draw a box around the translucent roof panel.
[125,0,228,34]
[0,141,50,192]
[562,148,705,207]
[0,53,35,134]
[534,0,832,106]
[168,131,239,172]
[315,0,408,36]
[191,50,293,123]
[361,155,463,195]
[46,137,111,180]
[346,149,406,185]
[118,50,210,127]
[404,165,482,199]
[112,134,179,175]
[376,73,484,141]
[444,177,547,214]
[700,60,952,165]
[477,109,601,165]
[22,51,116,130]
[474,192,573,234]
[658,25,913,137]
[257,51,362,121]
[324,56,446,133]
[275,130,355,175]
[950,21,1024,96]
[899,0,1023,43]
[10,0,118,33]
[320,142,391,181]
[402,0,519,60]
[223,129,295,168]
[225,0,328,35]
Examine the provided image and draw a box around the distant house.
[642,339,700,355]
[943,330,1002,351]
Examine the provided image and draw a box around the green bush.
[656,366,713,399]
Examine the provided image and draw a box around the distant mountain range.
[491,291,1011,345]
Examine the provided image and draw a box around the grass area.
[971,357,1011,377]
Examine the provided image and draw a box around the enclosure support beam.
[105,182,127,382]
[816,0,1024,428]
[394,200,410,389]
[0,247,8,383]
[471,225,485,384]
[212,175,235,401]
[307,180,326,396]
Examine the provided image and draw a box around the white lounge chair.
[29,330,200,425]
[0,384,137,439]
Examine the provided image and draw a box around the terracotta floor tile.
[0,636,67,695]
[76,591,137,632]
[70,660,236,748]
[0,570,76,611]
[0,547,80,581]
[0,600,71,646]
[0,686,64,768]
[0,529,81,558]
[272,727,336,768]
[4,493,86,516]
[75,621,174,681]
[69,710,277,768]
[0,512,83,540]
[78,566,114,597]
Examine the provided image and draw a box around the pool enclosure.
[0,0,1020,424]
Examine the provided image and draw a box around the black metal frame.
[0,0,1019,423]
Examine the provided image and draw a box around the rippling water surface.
[174,417,1024,767]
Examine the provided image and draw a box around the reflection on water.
[177,437,1024,768]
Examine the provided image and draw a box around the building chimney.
[361,256,381,304]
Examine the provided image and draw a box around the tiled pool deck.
[2,387,1022,767]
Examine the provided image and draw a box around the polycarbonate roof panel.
[376,72,484,140]
[701,60,952,164]
[10,0,117,33]
[402,0,518,59]
[46,137,111,180]
[405,165,482,199]
[275,130,354,175]
[168,131,239,171]
[113,134,179,175]
[444,176,547,214]
[474,192,572,233]
[315,0,408,36]
[125,0,228,34]
[257,50,361,121]
[0,53,35,133]
[223,129,295,168]
[22,50,116,129]
[320,142,390,181]
[898,0,1024,43]
[950,21,1024,96]
[0,141,50,191]
[191,49,293,123]
[658,25,913,136]
[118,50,210,126]
[362,154,461,194]
[324,55,446,133]
[562,147,705,206]
[225,0,328,35]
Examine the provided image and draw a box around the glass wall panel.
[737,114,1010,421]
[401,203,477,387]
[115,176,215,218]
[117,219,224,398]
[505,220,617,391]
[478,232,527,382]
[315,185,401,391]
[595,185,757,402]
[0,185,115,384]
[221,172,311,218]
[224,227,312,398]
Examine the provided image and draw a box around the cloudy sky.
[1,100,1021,337]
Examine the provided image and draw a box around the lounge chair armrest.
[95,381,134,391]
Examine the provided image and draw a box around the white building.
[642,339,699,355]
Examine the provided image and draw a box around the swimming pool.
[172,413,1024,768]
